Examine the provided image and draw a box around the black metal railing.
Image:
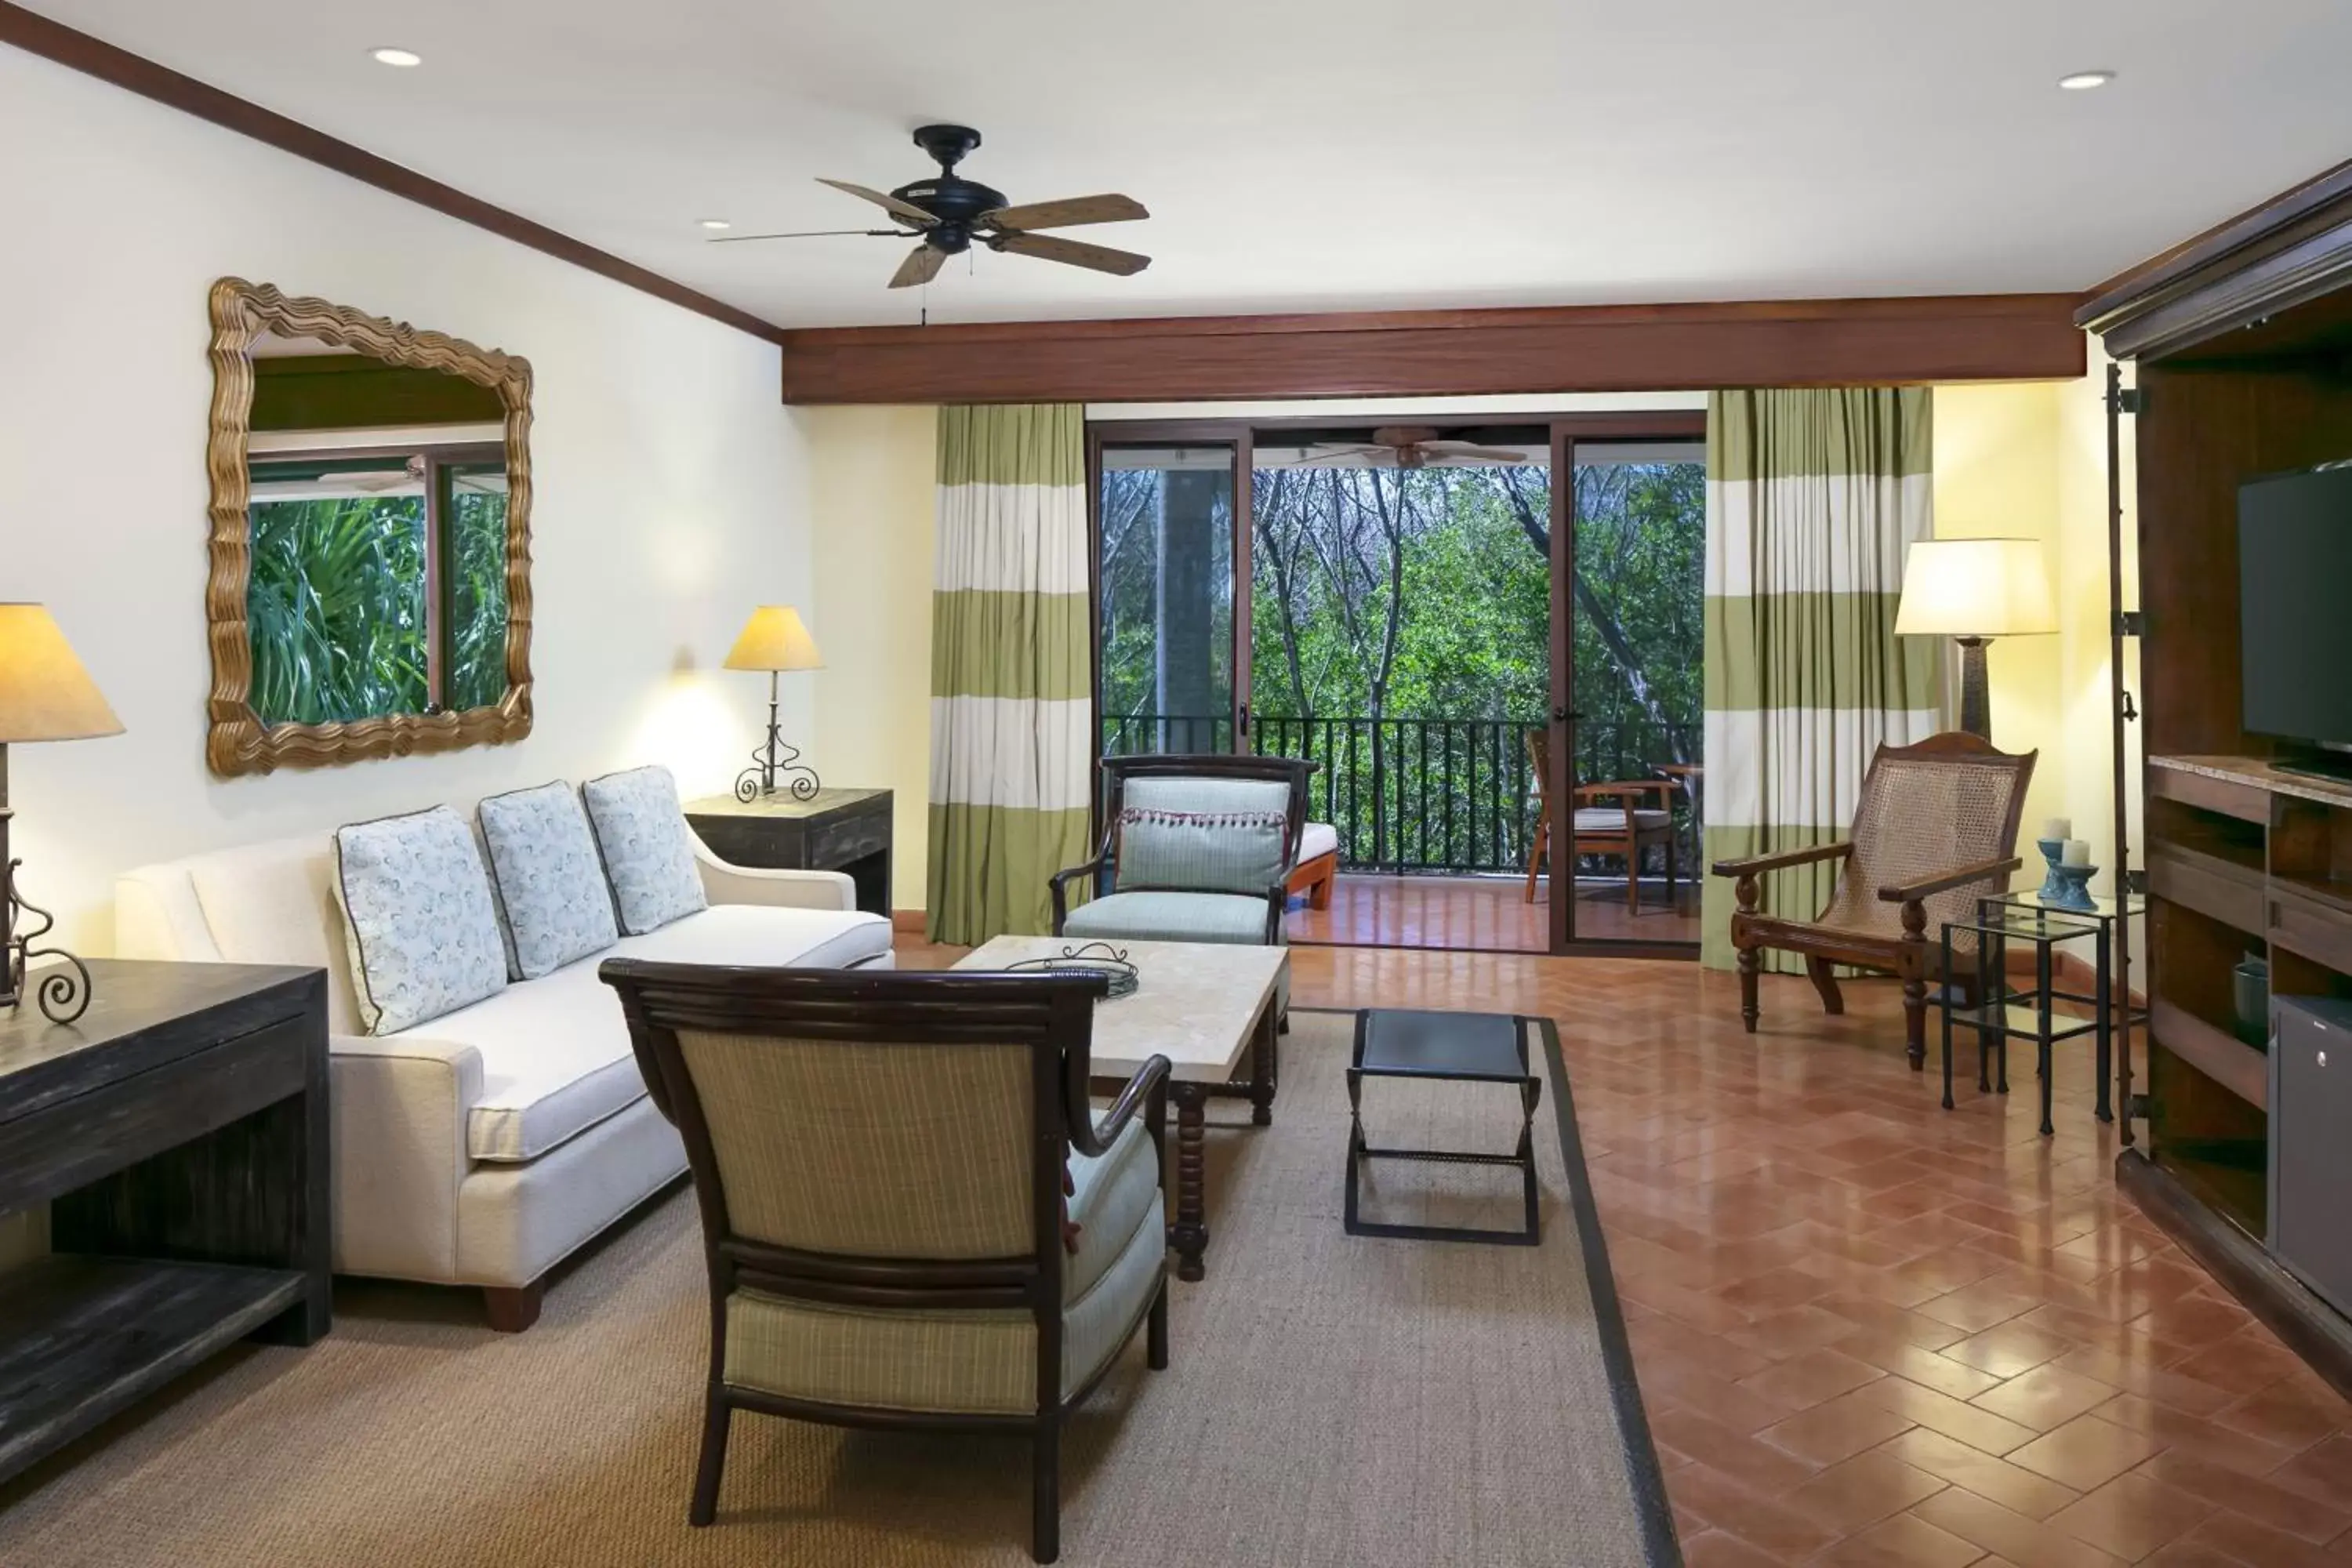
[1097,713,1699,873]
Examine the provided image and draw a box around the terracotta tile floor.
[897,937,2352,1564]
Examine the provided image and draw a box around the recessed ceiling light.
[2058,70,2115,90]
[369,47,423,68]
[699,219,732,231]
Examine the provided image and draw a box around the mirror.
[205,278,533,775]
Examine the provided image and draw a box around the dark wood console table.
[0,960,329,1484]
[684,787,893,918]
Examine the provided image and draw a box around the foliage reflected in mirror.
[207,279,532,775]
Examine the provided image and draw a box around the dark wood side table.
[683,788,893,918]
[0,959,329,1485]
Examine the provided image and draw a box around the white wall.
[0,48,811,950]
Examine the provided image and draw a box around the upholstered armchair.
[1050,754,1315,949]
[1708,732,2035,1069]
[598,962,1171,1565]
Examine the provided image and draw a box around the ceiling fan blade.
[1420,442,1532,464]
[816,178,938,227]
[706,228,903,244]
[982,194,1149,230]
[888,243,947,289]
[993,232,1150,276]
[1281,445,1392,468]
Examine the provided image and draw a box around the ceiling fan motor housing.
[895,124,1002,254]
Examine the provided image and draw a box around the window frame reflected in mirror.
[205,277,534,775]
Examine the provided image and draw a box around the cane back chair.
[1709,732,2035,1068]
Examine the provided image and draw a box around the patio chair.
[1708,731,2034,1069]
[598,961,1171,1565]
[1522,728,1679,912]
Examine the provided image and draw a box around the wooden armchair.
[1522,728,1679,911]
[1708,732,2035,1069]
[598,962,1171,1564]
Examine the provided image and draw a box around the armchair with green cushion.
[1049,754,1316,951]
[598,961,1172,1565]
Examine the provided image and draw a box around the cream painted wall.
[801,406,938,911]
[0,49,811,950]
[1931,371,2136,923]
[1930,382,2068,850]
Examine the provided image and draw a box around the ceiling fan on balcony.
[709,124,1152,289]
[1282,427,1534,470]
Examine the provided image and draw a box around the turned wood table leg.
[1250,1004,1277,1127]
[1169,1082,1210,1282]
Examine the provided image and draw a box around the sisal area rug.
[0,1009,1675,1567]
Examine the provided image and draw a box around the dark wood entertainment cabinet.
[2081,158,2352,1397]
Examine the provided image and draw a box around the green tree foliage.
[1094,456,1703,866]
[444,482,510,713]
[1250,463,1701,752]
[246,495,430,724]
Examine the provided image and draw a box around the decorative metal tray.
[1002,942,1139,1000]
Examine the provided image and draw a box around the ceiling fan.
[711,124,1151,289]
[1283,427,1533,470]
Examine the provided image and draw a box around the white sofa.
[117,823,892,1330]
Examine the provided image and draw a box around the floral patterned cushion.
[332,806,509,1036]
[476,782,620,980]
[581,764,709,935]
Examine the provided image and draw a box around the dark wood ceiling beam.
[0,1,786,346]
[775,293,2088,405]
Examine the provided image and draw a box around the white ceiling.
[28,0,2352,329]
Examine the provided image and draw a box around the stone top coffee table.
[955,937,1287,1282]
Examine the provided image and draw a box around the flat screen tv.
[2241,461,2352,776]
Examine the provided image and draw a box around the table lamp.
[723,605,824,803]
[1894,538,2056,740]
[0,604,123,1024]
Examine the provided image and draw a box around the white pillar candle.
[2062,839,2091,867]
[2042,817,2071,842]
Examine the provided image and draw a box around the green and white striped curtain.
[927,404,1093,945]
[1700,389,1943,971]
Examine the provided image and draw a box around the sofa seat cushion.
[613,901,892,971]
[721,1181,1164,1414]
[1062,890,1269,946]
[399,903,895,1164]
[1294,822,1339,866]
[1571,808,1672,832]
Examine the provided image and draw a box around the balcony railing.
[1098,713,1698,874]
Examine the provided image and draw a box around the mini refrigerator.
[2271,994,2352,1318]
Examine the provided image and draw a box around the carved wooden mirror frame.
[205,277,535,776]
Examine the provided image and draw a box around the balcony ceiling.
[23,0,2352,329]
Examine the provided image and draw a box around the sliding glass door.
[1091,430,1250,757]
[1087,412,1706,957]
[1551,419,1708,953]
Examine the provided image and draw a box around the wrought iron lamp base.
[0,835,92,1025]
[734,677,822,804]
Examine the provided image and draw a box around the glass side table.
[1934,891,2145,1136]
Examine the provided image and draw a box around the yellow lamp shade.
[1894,538,2057,639]
[0,604,122,743]
[723,606,823,673]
